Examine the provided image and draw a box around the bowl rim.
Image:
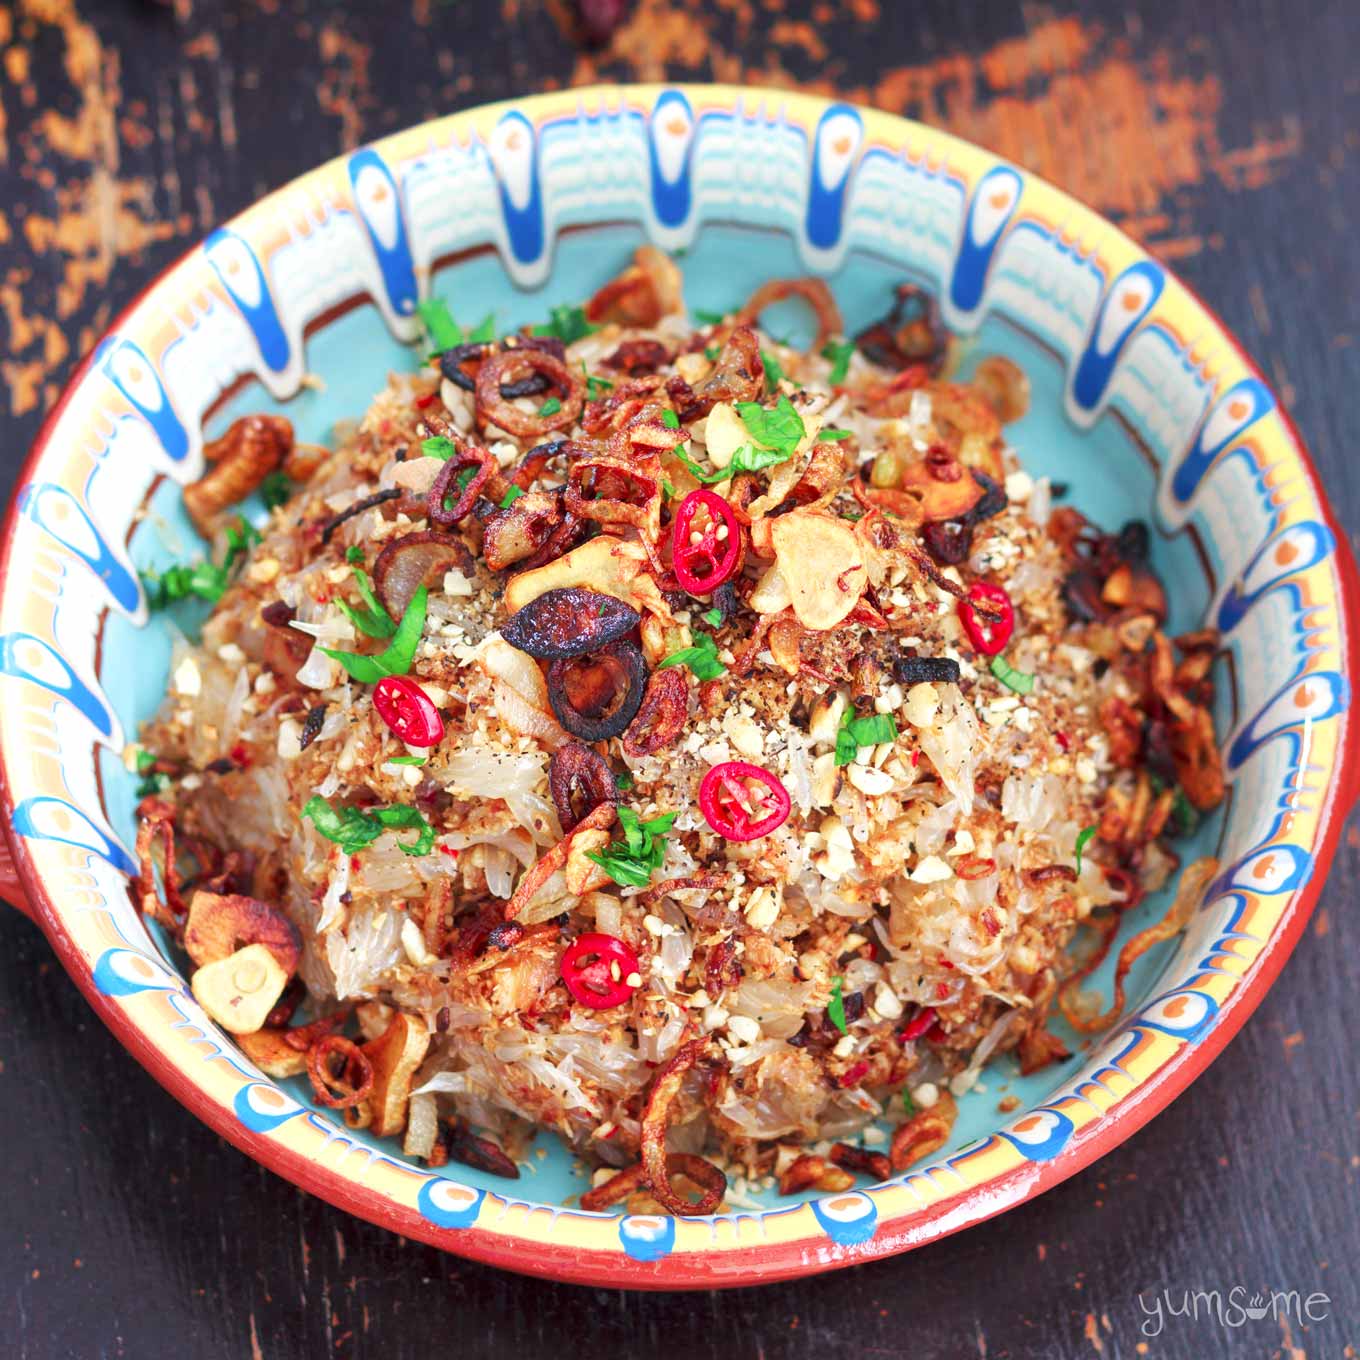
[4,81,1358,1290]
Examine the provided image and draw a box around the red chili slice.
[957,580,1015,656]
[671,489,741,596]
[698,761,791,842]
[560,932,642,1009]
[372,676,444,747]
[900,1006,937,1042]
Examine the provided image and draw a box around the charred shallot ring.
[735,276,843,352]
[560,932,642,1009]
[829,1142,893,1183]
[640,1037,726,1216]
[373,675,444,748]
[957,580,1015,656]
[579,1161,649,1211]
[549,740,619,832]
[306,1034,374,1110]
[856,283,948,374]
[501,586,640,660]
[671,489,741,595]
[698,761,791,842]
[621,665,690,758]
[439,334,567,396]
[892,655,961,686]
[889,1091,957,1172]
[372,530,474,618]
[445,1123,520,1178]
[547,640,648,742]
[605,338,671,374]
[475,348,583,438]
[428,445,498,526]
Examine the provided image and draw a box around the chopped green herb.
[140,560,231,610]
[585,372,614,400]
[661,408,680,430]
[818,428,853,441]
[693,308,728,326]
[134,748,156,774]
[259,470,292,510]
[661,478,678,500]
[586,807,678,888]
[761,349,786,390]
[302,795,435,857]
[322,585,427,683]
[533,303,598,345]
[222,517,261,572]
[902,1089,916,1117]
[990,654,1035,695]
[416,297,463,354]
[336,557,396,640]
[466,313,497,344]
[1074,824,1098,875]
[827,975,848,1034]
[1171,787,1200,836]
[538,396,563,418]
[421,435,457,461]
[821,337,856,384]
[703,344,721,361]
[500,485,525,509]
[736,394,806,461]
[673,439,797,486]
[656,630,726,681]
[136,768,172,798]
[614,770,634,792]
[345,545,365,564]
[388,754,427,767]
[834,708,899,766]
[701,607,723,627]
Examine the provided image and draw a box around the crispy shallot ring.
[306,1033,375,1109]
[482,490,569,573]
[636,869,730,910]
[475,349,584,437]
[640,1036,725,1215]
[889,1090,957,1172]
[548,740,619,833]
[504,802,616,921]
[579,1162,650,1211]
[135,799,184,929]
[675,324,763,420]
[428,444,500,527]
[778,1154,854,1195]
[372,529,474,617]
[1059,857,1218,1034]
[184,414,293,535]
[283,1009,354,1051]
[829,1142,893,1183]
[735,277,843,353]
[585,245,683,327]
[621,664,690,758]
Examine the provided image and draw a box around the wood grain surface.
[1,2,1357,1357]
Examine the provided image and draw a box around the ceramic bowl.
[3,85,1357,1289]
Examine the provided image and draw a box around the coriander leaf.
[538,396,562,417]
[661,408,680,430]
[533,303,597,345]
[656,630,726,681]
[1074,824,1097,875]
[322,585,427,683]
[303,796,433,857]
[761,349,785,389]
[702,607,723,626]
[260,470,292,510]
[693,308,728,325]
[136,769,172,798]
[822,338,856,384]
[134,748,156,774]
[421,435,457,461]
[735,395,805,459]
[586,807,678,888]
[388,754,427,766]
[614,770,634,791]
[500,485,525,509]
[467,312,497,344]
[827,975,848,1034]
[990,655,1035,695]
[345,545,365,564]
[585,372,613,400]
[703,344,721,361]
[818,428,853,441]
[417,298,463,353]
[1171,787,1199,836]
[902,1089,916,1117]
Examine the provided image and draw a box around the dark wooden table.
[2,2,1357,1356]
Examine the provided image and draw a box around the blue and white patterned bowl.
[2,85,1356,1288]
